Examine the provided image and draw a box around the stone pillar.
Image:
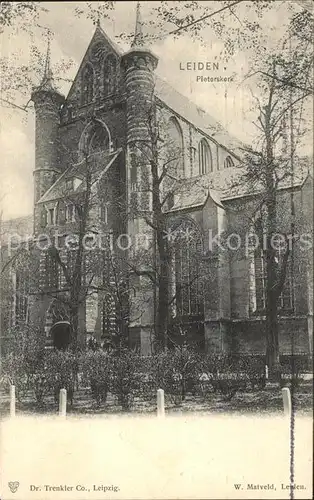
[204,205,231,353]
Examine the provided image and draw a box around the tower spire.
[40,30,56,91]
[131,1,145,48]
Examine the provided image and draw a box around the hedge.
[1,346,311,410]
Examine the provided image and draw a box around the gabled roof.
[66,25,122,103]
[37,149,122,204]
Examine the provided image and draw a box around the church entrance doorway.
[50,321,71,350]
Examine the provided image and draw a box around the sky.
[0,0,311,220]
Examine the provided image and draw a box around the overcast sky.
[0,1,311,220]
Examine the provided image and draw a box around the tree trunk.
[265,291,281,380]
[151,154,171,351]
[156,256,170,350]
[264,101,281,382]
[69,302,79,346]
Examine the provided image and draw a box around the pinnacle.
[131,1,145,49]
[36,32,59,93]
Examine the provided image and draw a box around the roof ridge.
[36,165,72,204]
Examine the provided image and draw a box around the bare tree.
[230,54,311,378]
[119,91,210,351]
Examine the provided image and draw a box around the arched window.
[79,120,111,158]
[81,64,94,105]
[166,117,184,177]
[198,139,212,174]
[170,218,204,317]
[224,155,234,169]
[249,208,294,314]
[103,55,117,96]
[88,124,110,155]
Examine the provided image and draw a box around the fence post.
[157,389,165,417]
[10,385,15,418]
[282,387,291,417]
[59,388,67,418]
[265,365,269,380]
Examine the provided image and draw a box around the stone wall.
[230,317,310,355]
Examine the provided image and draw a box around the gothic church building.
[1,7,312,358]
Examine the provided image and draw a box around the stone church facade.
[1,9,313,358]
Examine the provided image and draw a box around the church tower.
[31,37,65,206]
[121,3,158,353]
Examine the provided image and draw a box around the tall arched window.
[249,208,294,314]
[103,54,117,96]
[224,155,234,169]
[166,117,184,177]
[171,218,204,317]
[81,64,94,105]
[198,139,212,174]
[88,124,110,155]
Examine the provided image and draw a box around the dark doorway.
[51,321,71,350]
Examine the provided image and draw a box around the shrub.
[27,368,51,406]
[80,351,112,407]
[199,354,249,401]
[45,350,78,406]
[279,355,308,390]
[149,350,179,404]
[2,324,49,404]
[1,352,29,402]
[110,349,142,411]
[149,347,201,405]
[239,356,266,391]
[5,324,46,367]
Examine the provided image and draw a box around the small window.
[65,178,73,192]
[65,204,75,223]
[101,203,109,224]
[48,208,54,225]
[224,156,234,169]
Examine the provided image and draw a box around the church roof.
[166,175,225,213]
[155,77,244,156]
[167,157,311,212]
[220,156,311,201]
[37,149,122,204]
